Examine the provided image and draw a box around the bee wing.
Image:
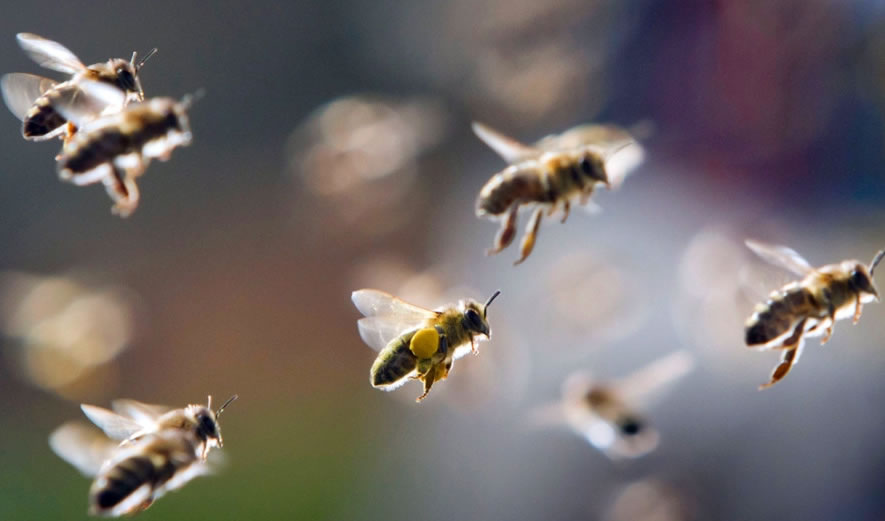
[50,79,127,127]
[357,316,416,351]
[616,350,695,406]
[0,73,58,121]
[16,33,86,74]
[111,399,171,425]
[745,240,815,277]
[49,421,118,477]
[80,404,149,440]
[351,289,437,320]
[471,121,542,164]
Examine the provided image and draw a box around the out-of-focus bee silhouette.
[530,350,694,460]
[744,240,884,389]
[352,289,499,401]
[473,121,644,264]
[51,81,194,216]
[1,33,155,143]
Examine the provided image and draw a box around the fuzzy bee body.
[1,33,154,142]
[353,289,499,401]
[744,240,883,388]
[89,430,205,517]
[472,122,642,264]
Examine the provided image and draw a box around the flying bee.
[50,81,195,216]
[1,32,156,142]
[744,240,884,389]
[49,396,236,516]
[529,351,694,460]
[352,288,500,401]
[473,121,644,264]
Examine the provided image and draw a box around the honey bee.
[352,289,500,401]
[1,33,156,142]
[50,81,194,216]
[744,240,884,389]
[530,351,694,460]
[50,396,236,516]
[473,121,644,264]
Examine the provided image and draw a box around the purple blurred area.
[2,1,885,520]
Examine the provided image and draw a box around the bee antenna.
[216,394,238,417]
[870,249,885,277]
[134,48,158,70]
[181,88,206,109]
[483,290,501,317]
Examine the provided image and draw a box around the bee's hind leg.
[514,206,543,266]
[759,342,804,390]
[103,165,140,217]
[560,200,570,224]
[759,318,806,389]
[487,203,519,256]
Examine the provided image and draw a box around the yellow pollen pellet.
[409,327,439,359]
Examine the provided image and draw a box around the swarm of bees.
[743,240,884,388]
[1,33,194,216]
[1,23,880,521]
[50,396,236,516]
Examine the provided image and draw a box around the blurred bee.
[473,121,644,264]
[1,32,156,142]
[352,288,500,401]
[50,396,236,516]
[530,351,694,460]
[50,81,195,216]
[744,240,884,389]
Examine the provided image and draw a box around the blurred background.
[2,1,885,520]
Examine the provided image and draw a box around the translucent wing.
[17,33,85,74]
[471,121,542,164]
[111,399,170,425]
[745,240,814,277]
[351,289,436,321]
[49,421,118,477]
[80,404,149,440]
[50,79,126,127]
[535,124,635,151]
[0,73,57,121]
[357,316,417,351]
[616,350,695,406]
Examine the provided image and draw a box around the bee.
[352,288,500,401]
[50,81,195,216]
[530,351,694,460]
[1,32,156,142]
[473,121,644,264]
[49,396,236,516]
[744,240,884,388]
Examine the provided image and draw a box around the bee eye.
[579,156,593,174]
[116,69,136,91]
[465,309,482,329]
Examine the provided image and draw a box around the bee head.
[853,250,885,301]
[578,152,610,188]
[191,395,237,455]
[461,290,500,339]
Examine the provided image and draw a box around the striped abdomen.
[89,431,200,516]
[59,109,180,176]
[371,329,419,387]
[745,285,816,346]
[22,87,69,139]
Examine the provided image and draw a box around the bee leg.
[579,186,596,206]
[487,204,520,255]
[514,207,543,265]
[560,200,570,224]
[103,166,140,217]
[416,372,436,402]
[853,293,863,324]
[821,303,836,344]
[759,341,805,390]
